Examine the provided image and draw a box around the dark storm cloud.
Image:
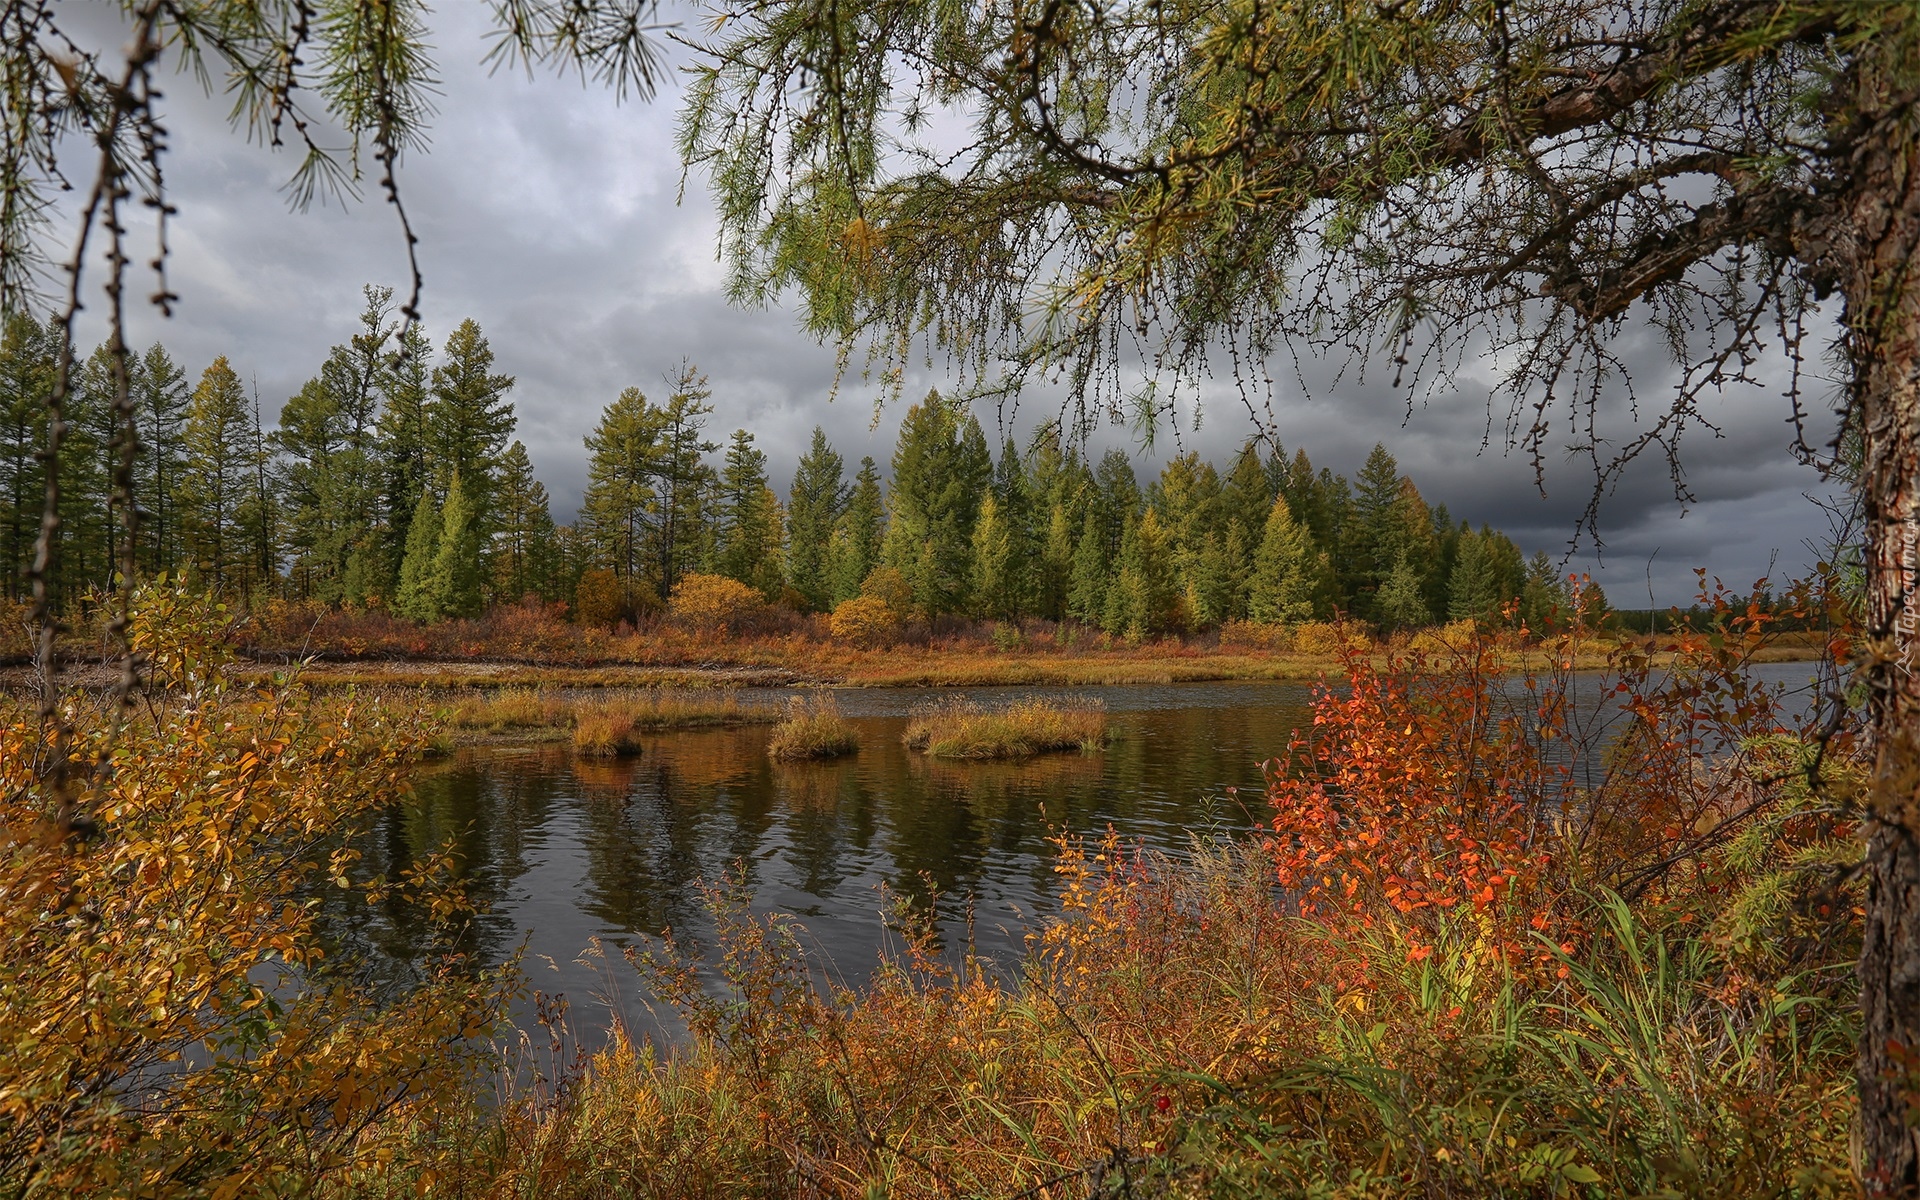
[65,4,1843,605]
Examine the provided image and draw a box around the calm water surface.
[332,663,1827,1037]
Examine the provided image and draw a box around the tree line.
[0,286,1573,635]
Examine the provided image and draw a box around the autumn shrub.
[668,572,768,635]
[902,695,1110,758]
[1289,619,1346,655]
[827,594,898,646]
[766,693,860,761]
[0,586,505,1198]
[344,577,1861,1200]
[572,706,644,757]
[858,565,914,615]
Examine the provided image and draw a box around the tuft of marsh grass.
[766,694,861,761]
[572,707,644,758]
[902,695,1110,759]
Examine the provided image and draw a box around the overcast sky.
[64,5,1849,607]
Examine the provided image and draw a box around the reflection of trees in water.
[316,689,1317,999]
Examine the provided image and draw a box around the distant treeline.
[0,286,1584,635]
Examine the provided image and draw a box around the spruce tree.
[785,426,847,611]
[651,364,719,591]
[179,357,256,596]
[969,491,1016,620]
[430,472,484,618]
[580,387,664,587]
[1068,510,1107,625]
[492,441,560,602]
[1090,449,1139,559]
[1039,503,1075,621]
[988,436,1035,617]
[0,312,51,600]
[1247,497,1321,625]
[276,374,348,602]
[882,393,988,617]
[1374,554,1432,632]
[830,455,884,603]
[393,491,443,622]
[379,321,434,592]
[136,343,189,579]
[713,428,783,597]
[428,318,516,526]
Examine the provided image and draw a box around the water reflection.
[331,683,1314,1034]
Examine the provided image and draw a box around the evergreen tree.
[0,312,51,600]
[393,491,442,622]
[1519,551,1572,634]
[987,436,1036,617]
[136,343,189,578]
[969,491,1017,620]
[830,455,884,602]
[1447,526,1525,622]
[1105,508,1177,640]
[491,441,560,602]
[1067,510,1107,625]
[428,318,516,525]
[881,392,989,617]
[66,345,120,597]
[276,374,348,601]
[580,386,663,587]
[1039,502,1076,621]
[1374,554,1431,632]
[1344,442,1404,611]
[379,321,434,592]
[650,363,718,592]
[1247,497,1321,624]
[785,426,847,611]
[179,357,256,596]
[1090,449,1139,559]
[712,428,783,597]
[429,472,484,618]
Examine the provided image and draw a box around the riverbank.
[0,631,1827,694]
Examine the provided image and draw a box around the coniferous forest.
[1,286,1580,643]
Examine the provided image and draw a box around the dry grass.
[569,689,781,758]
[766,694,861,761]
[902,696,1110,759]
[572,707,646,758]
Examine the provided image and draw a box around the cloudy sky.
[66,4,1848,607]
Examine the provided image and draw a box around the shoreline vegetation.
[903,696,1111,759]
[1,586,1861,1196]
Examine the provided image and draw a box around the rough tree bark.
[1849,32,1920,1194]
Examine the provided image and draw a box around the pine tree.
[830,455,884,602]
[491,441,560,602]
[276,374,348,601]
[430,472,484,618]
[1247,497,1321,624]
[785,426,847,611]
[428,318,516,526]
[1090,449,1139,560]
[1345,442,1404,611]
[713,428,783,597]
[66,345,120,598]
[179,357,256,596]
[1518,550,1569,635]
[393,491,442,622]
[987,436,1035,617]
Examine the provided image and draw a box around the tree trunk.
[1850,30,1920,1194]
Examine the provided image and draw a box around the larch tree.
[664,11,1920,1157]
[135,344,189,580]
[379,323,436,595]
[651,364,720,593]
[1247,497,1322,626]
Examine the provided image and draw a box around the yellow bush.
[574,568,625,628]
[668,573,768,635]
[1291,621,1345,656]
[828,594,899,646]
[1411,619,1481,654]
[859,566,914,615]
